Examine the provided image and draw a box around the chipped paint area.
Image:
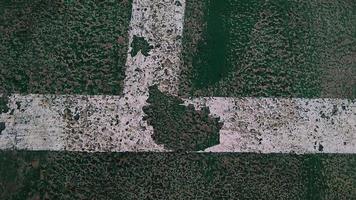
[111,0,186,152]
[183,98,356,154]
[0,94,164,152]
[123,0,186,96]
[62,95,164,152]
[1,93,355,154]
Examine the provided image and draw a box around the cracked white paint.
[0,94,65,150]
[123,0,185,96]
[1,0,356,154]
[183,98,356,154]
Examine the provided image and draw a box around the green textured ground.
[0,0,132,95]
[179,0,356,98]
[0,151,355,200]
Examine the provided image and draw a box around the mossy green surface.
[1,151,356,200]
[0,0,132,95]
[179,0,356,98]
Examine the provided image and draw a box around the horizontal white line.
[184,97,356,154]
[1,94,355,154]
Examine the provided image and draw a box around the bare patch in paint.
[143,85,222,151]
[130,35,153,57]
[0,122,5,134]
[0,94,9,114]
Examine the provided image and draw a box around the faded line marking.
[123,0,185,96]
[1,94,355,154]
[0,94,65,150]
[183,98,356,154]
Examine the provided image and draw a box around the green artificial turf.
[1,151,356,200]
[179,0,356,98]
[0,0,132,95]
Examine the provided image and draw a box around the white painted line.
[123,0,185,96]
[0,94,163,152]
[1,94,355,153]
[0,94,65,151]
[183,98,356,154]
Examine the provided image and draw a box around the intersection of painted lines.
[0,0,356,199]
[1,0,355,154]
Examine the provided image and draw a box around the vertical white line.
[104,0,187,152]
[122,0,186,96]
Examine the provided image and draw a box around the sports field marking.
[184,97,356,154]
[1,0,355,153]
[0,0,186,152]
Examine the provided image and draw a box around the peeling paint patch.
[0,94,66,150]
[0,0,187,152]
[0,122,5,134]
[0,94,9,114]
[184,98,356,154]
[130,35,153,57]
[123,0,186,97]
[143,85,222,151]
[61,95,163,152]
[0,96,355,153]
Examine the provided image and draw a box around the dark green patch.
[180,0,356,98]
[0,94,9,114]
[303,155,325,200]
[191,0,230,87]
[143,85,222,151]
[0,151,48,200]
[130,35,153,57]
[322,155,356,199]
[0,122,5,134]
[0,0,132,95]
[1,151,356,200]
